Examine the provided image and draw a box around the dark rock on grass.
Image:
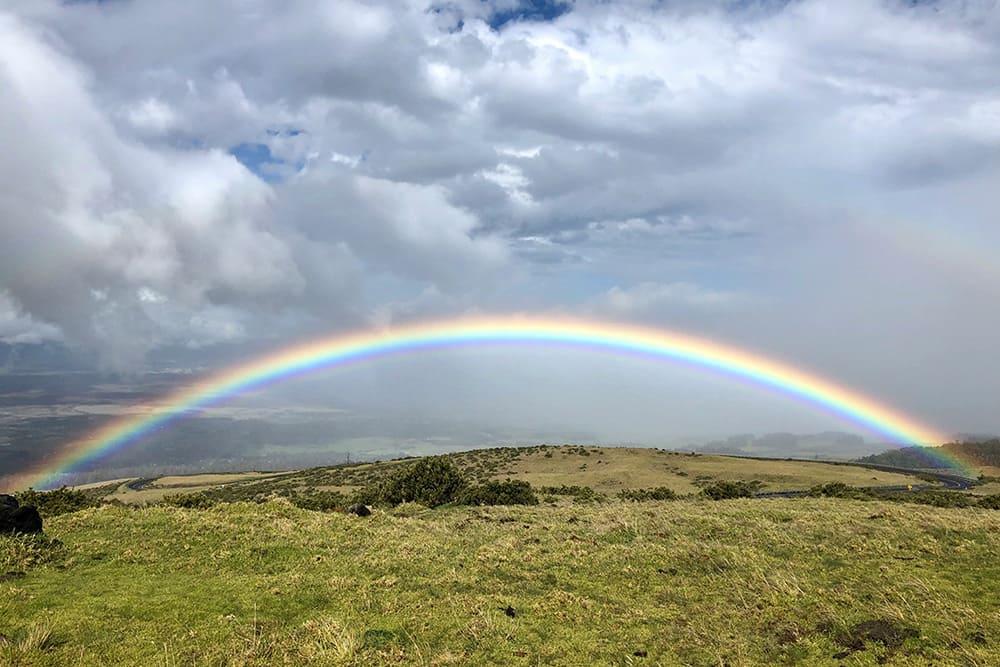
[0,496,44,535]
[346,503,371,517]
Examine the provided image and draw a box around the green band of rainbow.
[4,316,968,492]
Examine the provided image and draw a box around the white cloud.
[595,282,743,314]
[0,292,61,344]
[0,0,998,434]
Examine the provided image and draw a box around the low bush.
[701,480,762,500]
[364,457,468,508]
[618,487,678,502]
[878,490,978,508]
[536,485,607,503]
[16,487,99,517]
[161,493,216,509]
[978,494,1000,510]
[455,480,539,506]
[807,482,869,499]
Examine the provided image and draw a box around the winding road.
[124,478,156,492]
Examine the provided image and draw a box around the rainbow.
[4,316,971,491]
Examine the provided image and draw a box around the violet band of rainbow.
[5,316,966,492]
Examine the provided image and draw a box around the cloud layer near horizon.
[1,0,998,436]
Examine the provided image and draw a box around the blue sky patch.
[229,142,286,183]
[488,0,572,30]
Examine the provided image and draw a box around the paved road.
[125,478,156,491]
[852,463,975,490]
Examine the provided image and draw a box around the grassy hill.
[4,498,1000,665]
[4,446,999,665]
[99,445,927,506]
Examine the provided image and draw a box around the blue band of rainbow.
[3,316,967,491]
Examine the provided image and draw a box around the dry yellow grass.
[68,477,136,491]
[109,472,290,504]
[503,447,924,495]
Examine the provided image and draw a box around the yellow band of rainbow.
[4,316,965,492]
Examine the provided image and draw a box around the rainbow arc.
[4,316,969,492]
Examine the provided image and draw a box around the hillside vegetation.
[858,439,1000,472]
[99,445,927,506]
[5,446,997,665]
[3,497,999,666]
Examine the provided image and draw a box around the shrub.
[16,487,99,517]
[885,490,977,508]
[536,485,607,503]
[978,494,1000,510]
[807,482,865,499]
[366,457,468,508]
[618,487,678,502]
[537,485,593,497]
[701,480,761,500]
[161,493,216,509]
[455,480,539,506]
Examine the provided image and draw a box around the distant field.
[93,446,931,505]
[968,466,1000,496]
[493,446,924,495]
[3,498,999,665]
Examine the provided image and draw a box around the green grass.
[3,497,1000,665]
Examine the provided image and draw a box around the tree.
[377,457,467,508]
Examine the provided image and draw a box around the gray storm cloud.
[0,0,998,435]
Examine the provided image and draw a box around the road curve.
[125,478,156,492]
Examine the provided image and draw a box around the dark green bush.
[807,482,866,499]
[536,484,607,503]
[455,480,539,506]
[161,493,216,509]
[16,487,99,517]
[537,485,594,497]
[365,457,468,508]
[701,480,762,500]
[978,494,1000,509]
[618,486,679,502]
[882,490,977,508]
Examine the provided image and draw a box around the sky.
[1,0,998,445]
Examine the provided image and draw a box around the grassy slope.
[103,446,927,505]
[3,498,1000,666]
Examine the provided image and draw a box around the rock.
[0,498,43,535]
[346,503,371,517]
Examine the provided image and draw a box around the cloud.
[1,0,998,436]
[0,12,300,367]
[0,292,61,344]
[593,282,744,314]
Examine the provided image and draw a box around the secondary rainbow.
[6,316,968,491]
